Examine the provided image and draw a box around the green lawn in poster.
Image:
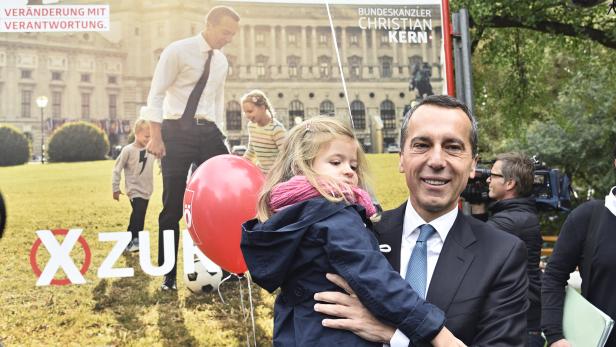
[0,154,406,346]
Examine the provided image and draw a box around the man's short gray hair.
[400,95,478,157]
[495,152,535,197]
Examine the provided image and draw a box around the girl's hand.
[431,327,465,347]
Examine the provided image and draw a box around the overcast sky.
[0,0,27,6]
[0,0,62,6]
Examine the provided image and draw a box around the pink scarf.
[269,175,376,217]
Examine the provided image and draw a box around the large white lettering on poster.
[30,229,211,286]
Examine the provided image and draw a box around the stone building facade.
[0,0,444,155]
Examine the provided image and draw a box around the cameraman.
[473,152,543,347]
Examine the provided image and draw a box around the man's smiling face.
[399,104,477,221]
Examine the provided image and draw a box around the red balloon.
[183,155,264,274]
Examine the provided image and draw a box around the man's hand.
[550,339,572,347]
[147,122,166,158]
[316,274,465,347]
[113,191,121,201]
[314,273,396,343]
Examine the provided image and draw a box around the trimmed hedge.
[0,125,30,166]
[48,121,109,162]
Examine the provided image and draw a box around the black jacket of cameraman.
[487,197,542,332]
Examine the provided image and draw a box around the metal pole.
[452,13,465,101]
[40,107,44,164]
[459,8,474,115]
[451,8,474,113]
[441,0,455,96]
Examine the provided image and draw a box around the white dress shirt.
[140,33,228,131]
[388,200,458,347]
[605,186,616,217]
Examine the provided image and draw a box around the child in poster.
[111,119,154,252]
[241,89,286,174]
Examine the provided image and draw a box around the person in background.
[482,152,543,346]
[241,89,286,174]
[542,143,616,347]
[112,119,155,252]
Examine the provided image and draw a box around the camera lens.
[475,168,491,178]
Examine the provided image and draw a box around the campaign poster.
[0,0,450,345]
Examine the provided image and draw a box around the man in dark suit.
[314,95,529,346]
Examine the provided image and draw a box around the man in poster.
[141,5,240,290]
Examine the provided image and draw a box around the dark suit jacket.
[374,202,529,347]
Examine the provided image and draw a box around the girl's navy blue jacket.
[241,197,445,346]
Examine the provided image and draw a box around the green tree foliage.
[0,125,30,166]
[48,122,109,162]
[454,0,616,51]
[522,62,616,192]
[452,0,616,196]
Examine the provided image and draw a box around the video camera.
[460,167,492,204]
[461,160,574,211]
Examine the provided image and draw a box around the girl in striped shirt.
[241,89,286,174]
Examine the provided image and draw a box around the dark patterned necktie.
[180,50,214,128]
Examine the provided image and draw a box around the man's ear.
[398,152,405,173]
[469,155,478,179]
[505,179,517,192]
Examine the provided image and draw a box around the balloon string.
[238,274,245,320]
[217,273,256,346]
[236,275,252,347]
[246,273,257,347]
[325,1,353,128]
[217,273,234,304]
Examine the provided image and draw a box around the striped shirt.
[244,118,286,174]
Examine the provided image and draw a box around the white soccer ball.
[184,259,224,294]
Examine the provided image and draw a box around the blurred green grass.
[0,154,407,346]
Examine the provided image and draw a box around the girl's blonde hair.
[241,89,276,119]
[257,116,371,221]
